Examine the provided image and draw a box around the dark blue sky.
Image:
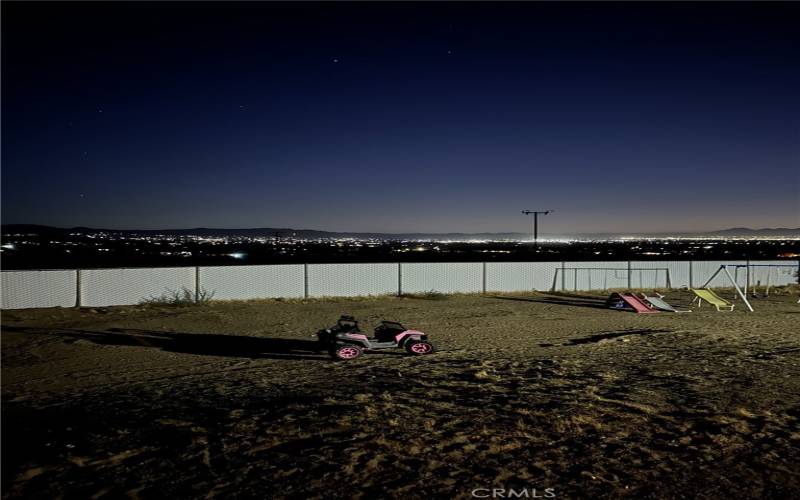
[2,2,798,234]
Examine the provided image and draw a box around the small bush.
[423,290,447,300]
[402,290,448,300]
[140,287,215,306]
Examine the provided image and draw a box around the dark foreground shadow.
[488,292,610,310]
[564,328,673,345]
[1,326,395,361]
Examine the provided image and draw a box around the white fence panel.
[308,263,398,297]
[629,261,691,289]
[559,261,629,291]
[531,261,565,291]
[485,262,535,292]
[692,260,748,288]
[401,263,483,294]
[1,270,76,309]
[80,267,196,307]
[485,262,562,292]
[200,265,304,300]
[746,261,799,288]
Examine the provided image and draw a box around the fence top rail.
[0,268,78,273]
[76,267,198,273]
[720,264,800,268]
[557,267,670,271]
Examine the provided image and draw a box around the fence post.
[194,266,200,303]
[560,262,566,291]
[627,261,632,289]
[746,259,751,297]
[689,260,693,288]
[482,262,487,294]
[75,269,82,308]
[398,262,403,296]
[303,263,309,299]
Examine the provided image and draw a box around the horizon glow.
[2,3,798,233]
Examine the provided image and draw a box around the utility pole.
[521,210,553,249]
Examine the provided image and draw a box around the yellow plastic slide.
[690,288,735,311]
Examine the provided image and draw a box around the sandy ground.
[2,290,800,499]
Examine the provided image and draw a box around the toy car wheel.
[405,340,434,355]
[331,344,363,360]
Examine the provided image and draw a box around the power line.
[521,210,553,248]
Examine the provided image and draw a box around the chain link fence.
[2,260,798,309]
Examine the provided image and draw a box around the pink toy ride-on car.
[316,315,435,360]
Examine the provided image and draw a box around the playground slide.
[607,292,659,313]
[620,293,660,313]
[690,288,734,311]
[642,294,690,313]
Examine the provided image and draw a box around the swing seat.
[690,288,735,312]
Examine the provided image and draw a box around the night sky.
[2,2,798,234]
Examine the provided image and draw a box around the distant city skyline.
[3,224,797,271]
[2,2,798,233]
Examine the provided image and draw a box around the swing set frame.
[701,263,800,312]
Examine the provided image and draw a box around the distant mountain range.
[2,224,799,240]
[704,227,800,237]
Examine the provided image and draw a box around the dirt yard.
[2,290,800,499]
